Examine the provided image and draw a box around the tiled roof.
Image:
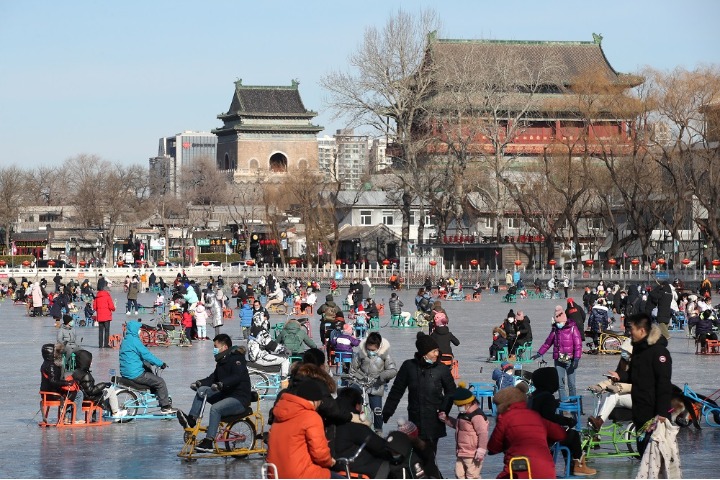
[226,80,313,115]
[429,35,639,87]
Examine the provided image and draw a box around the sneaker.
[111,410,128,422]
[160,406,177,415]
[126,311,131,316]
[195,438,215,453]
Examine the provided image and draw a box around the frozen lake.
[1,285,718,478]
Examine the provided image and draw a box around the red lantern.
[157,261,166,267]
[549,259,557,266]
[382,259,390,266]
[681,258,691,266]
[117,260,124,266]
[79,260,87,267]
[335,259,342,266]
[0,260,5,267]
[713,259,720,267]
[429,260,437,267]
[271,239,277,245]
[608,258,617,266]
[289,259,298,266]
[657,258,666,265]
[246,260,255,267]
[47,260,56,267]
[630,259,640,266]
[22,260,31,267]
[514,260,522,266]
[202,261,210,267]
[470,259,478,267]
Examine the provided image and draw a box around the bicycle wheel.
[622,422,637,453]
[223,418,256,452]
[156,330,169,346]
[249,370,270,396]
[139,329,151,345]
[116,389,139,417]
[601,335,622,354]
[275,304,287,315]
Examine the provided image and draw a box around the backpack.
[323,305,338,323]
[419,297,430,311]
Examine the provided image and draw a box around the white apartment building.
[317,135,337,179]
[149,131,217,196]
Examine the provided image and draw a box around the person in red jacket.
[488,386,566,479]
[93,286,116,348]
[267,378,339,479]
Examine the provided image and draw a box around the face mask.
[367,350,378,357]
[621,351,631,361]
[212,347,220,356]
[508,318,515,323]
[424,357,434,364]
[555,322,565,329]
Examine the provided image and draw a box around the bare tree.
[0,167,27,252]
[179,156,230,228]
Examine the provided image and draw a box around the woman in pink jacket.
[532,305,582,401]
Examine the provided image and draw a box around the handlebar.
[337,374,375,388]
[335,437,370,465]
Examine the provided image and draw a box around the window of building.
[409,211,415,226]
[425,215,434,226]
[482,217,494,229]
[587,217,603,230]
[249,158,259,170]
[382,211,394,226]
[360,210,372,225]
[39,213,59,222]
[507,217,520,229]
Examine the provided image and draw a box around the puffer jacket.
[119,321,164,379]
[56,324,77,351]
[645,282,673,324]
[93,290,115,322]
[536,320,582,361]
[40,343,73,393]
[127,280,139,300]
[588,304,610,332]
[565,298,586,340]
[528,367,575,428]
[430,326,460,356]
[207,295,223,327]
[197,346,252,407]
[71,349,107,402]
[389,296,404,315]
[382,353,456,441]
[247,330,284,362]
[517,317,533,344]
[267,393,333,479]
[350,338,397,396]
[49,293,69,319]
[629,324,672,428]
[31,283,43,308]
[278,319,316,354]
[440,402,489,458]
[239,303,253,328]
[183,286,199,305]
[688,311,718,336]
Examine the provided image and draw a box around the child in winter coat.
[84,302,94,326]
[438,383,489,479]
[330,323,360,373]
[239,301,253,339]
[491,361,515,391]
[194,302,208,340]
[488,327,508,361]
[181,310,194,343]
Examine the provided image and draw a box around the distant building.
[317,135,337,179]
[335,129,369,190]
[213,80,323,183]
[149,131,217,196]
[369,137,392,172]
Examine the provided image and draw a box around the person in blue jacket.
[119,321,176,414]
[239,301,253,339]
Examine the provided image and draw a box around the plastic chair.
[469,382,497,416]
[515,342,533,362]
[557,395,583,430]
[551,442,572,478]
[354,321,368,339]
[368,316,380,331]
[334,351,353,376]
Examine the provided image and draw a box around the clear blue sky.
[1,0,718,168]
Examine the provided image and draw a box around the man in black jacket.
[566,298,586,341]
[177,334,252,452]
[626,313,672,455]
[382,333,456,456]
[645,280,673,339]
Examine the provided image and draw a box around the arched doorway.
[269,152,288,173]
[297,159,308,170]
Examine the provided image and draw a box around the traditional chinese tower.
[213,79,323,183]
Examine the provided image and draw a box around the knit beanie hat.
[507,309,515,319]
[343,323,353,335]
[501,361,514,372]
[396,418,418,438]
[326,294,334,302]
[295,378,327,401]
[453,382,476,406]
[415,332,439,356]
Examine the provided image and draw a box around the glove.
[474,447,487,463]
[211,382,223,391]
[588,384,603,394]
[572,359,579,370]
[160,363,168,370]
[606,384,622,394]
[531,354,541,361]
[190,381,201,391]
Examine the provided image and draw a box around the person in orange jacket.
[267,378,339,479]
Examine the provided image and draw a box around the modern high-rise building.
[317,135,337,179]
[369,137,392,172]
[148,131,217,196]
[335,129,369,190]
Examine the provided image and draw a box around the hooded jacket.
[488,387,566,479]
[440,401,489,458]
[93,290,115,322]
[645,282,673,324]
[536,320,582,361]
[40,343,73,393]
[197,346,252,407]
[49,292,69,319]
[126,280,139,300]
[565,298,586,339]
[56,322,77,351]
[350,338,397,396]
[516,316,533,344]
[239,303,253,327]
[119,321,164,379]
[629,324,672,428]
[267,393,333,479]
[278,319,316,355]
[71,349,107,401]
[688,311,718,337]
[382,353,456,441]
[527,367,575,428]
[430,325,460,356]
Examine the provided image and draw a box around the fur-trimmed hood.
[357,337,391,357]
[646,323,663,346]
[493,327,507,338]
[493,386,528,414]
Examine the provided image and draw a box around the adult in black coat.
[645,280,673,339]
[429,324,460,357]
[49,288,70,325]
[501,310,520,353]
[40,343,74,394]
[626,314,672,456]
[327,388,394,478]
[565,298,586,341]
[516,311,533,345]
[382,333,456,454]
